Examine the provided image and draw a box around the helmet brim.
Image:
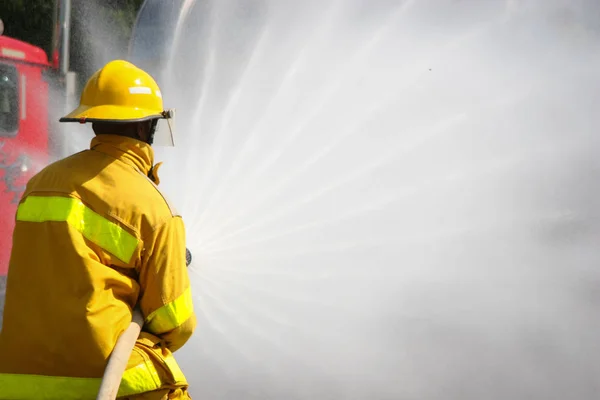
[59,104,164,123]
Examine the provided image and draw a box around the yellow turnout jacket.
[0,134,196,399]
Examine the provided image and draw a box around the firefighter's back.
[0,136,173,380]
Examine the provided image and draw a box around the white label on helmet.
[155,90,162,98]
[129,86,152,94]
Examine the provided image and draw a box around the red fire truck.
[0,1,74,275]
[0,35,52,274]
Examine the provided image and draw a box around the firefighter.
[0,60,196,399]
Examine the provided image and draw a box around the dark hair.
[91,122,139,137]
[91,119,158,145]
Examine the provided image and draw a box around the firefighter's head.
[59,60,175,146]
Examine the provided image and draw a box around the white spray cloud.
[140,0,600,398]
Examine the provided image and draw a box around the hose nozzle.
[186,248,192,267]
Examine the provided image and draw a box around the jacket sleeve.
[138,215,197,352]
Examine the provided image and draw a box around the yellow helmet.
[60,60,175,146]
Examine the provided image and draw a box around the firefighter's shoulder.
[135,170,180,219]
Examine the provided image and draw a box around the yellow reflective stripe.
[0,373,100,400]
[0,361,164,399]
[16,195,139,263]
[146,286,194,334]
[117,360,162,398]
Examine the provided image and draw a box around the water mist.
[146,1,600,398]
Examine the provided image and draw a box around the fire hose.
[96,307,144,400]
[96,248,192,400]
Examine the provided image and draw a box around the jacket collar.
[90,134,154,176]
